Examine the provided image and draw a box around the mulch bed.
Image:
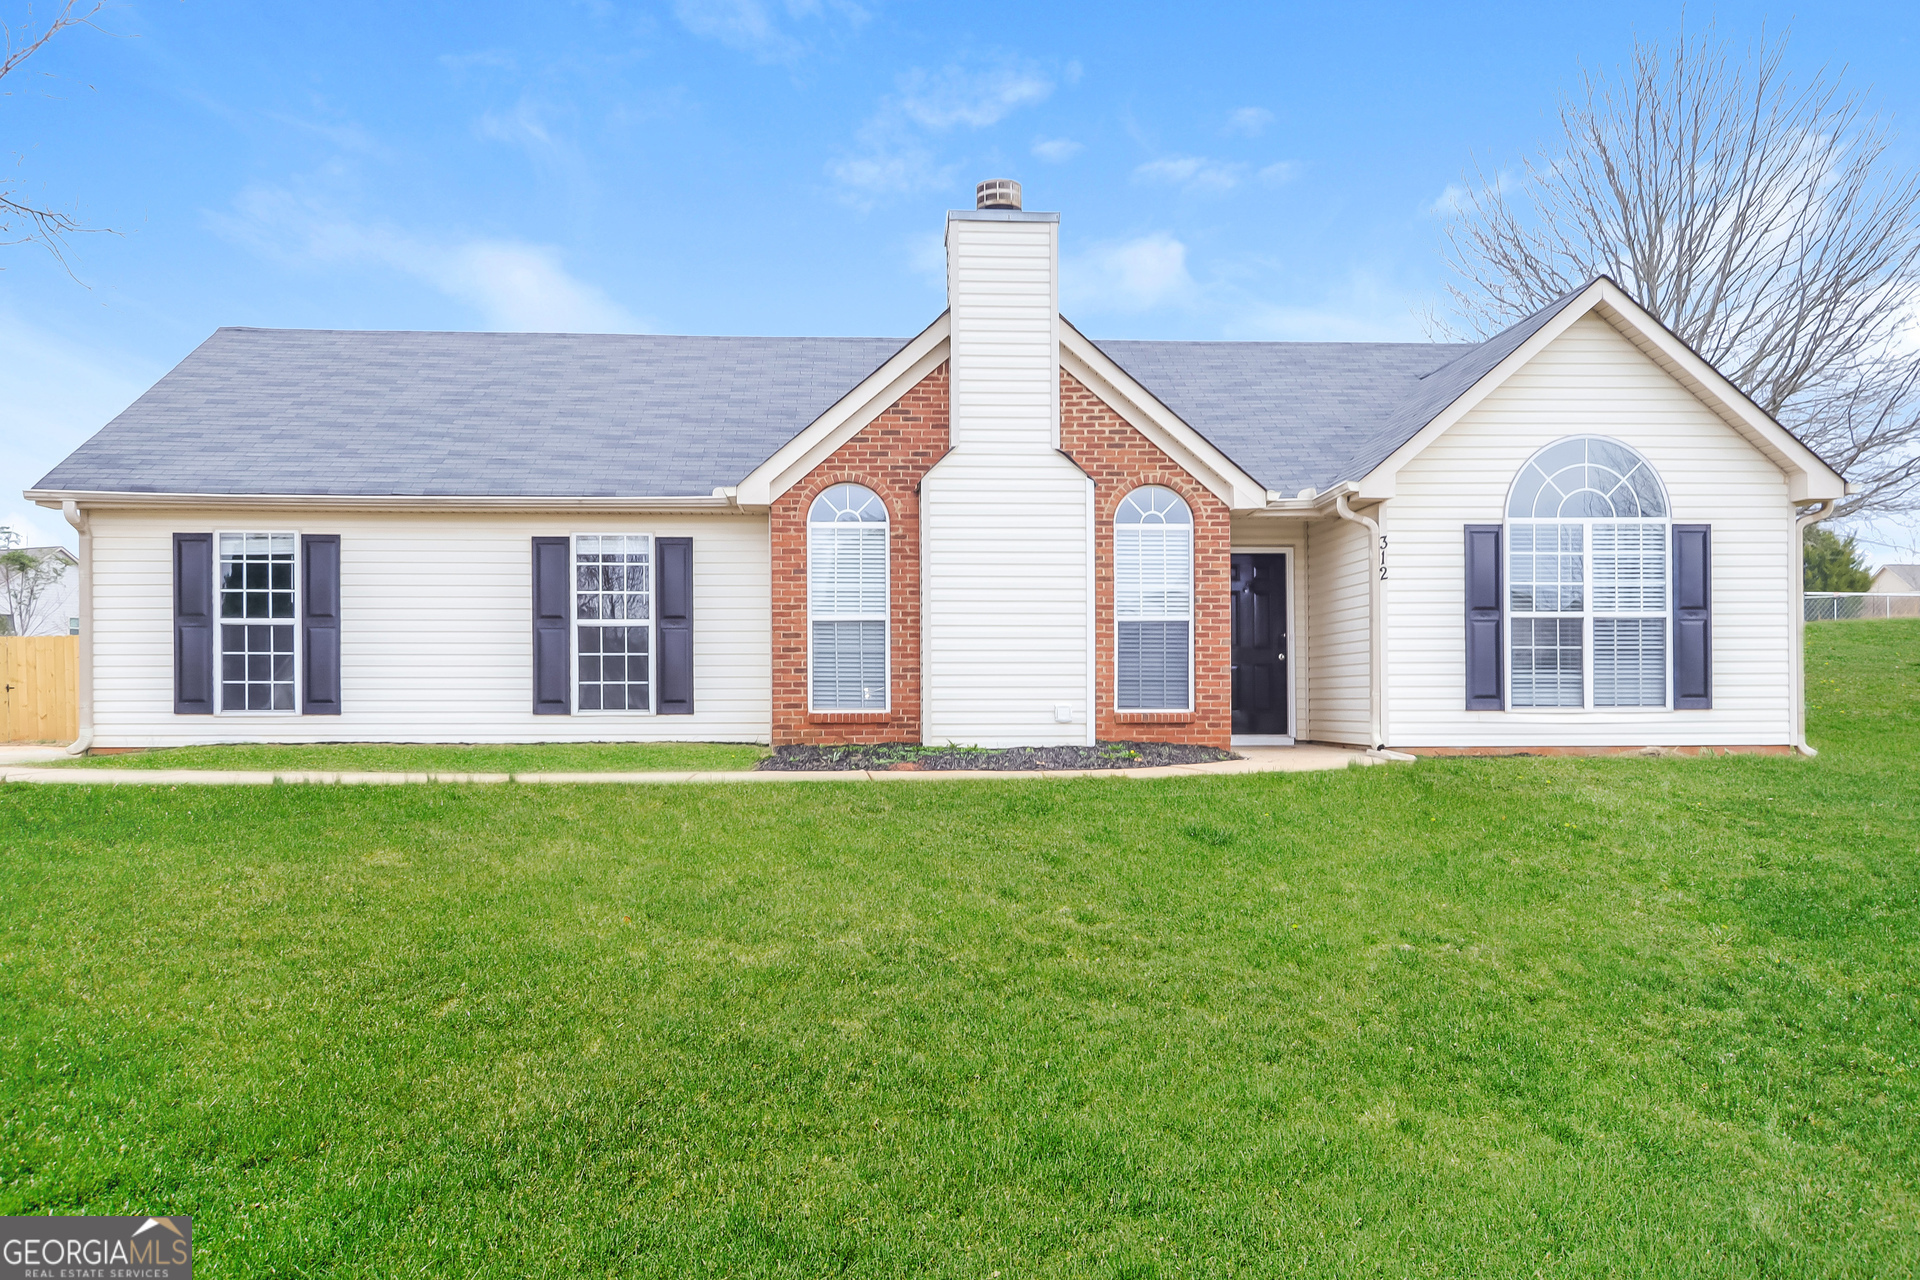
[756,741,1240,772]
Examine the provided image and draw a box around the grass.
[54,740,766,773]
[1,621,1916,1276]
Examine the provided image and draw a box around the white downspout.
[61,500,93,756]
[1792,498,1835,757]
[1335,492,1386,752]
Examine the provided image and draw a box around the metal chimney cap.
[975,179,1022,210]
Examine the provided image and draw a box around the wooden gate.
[1,636,78,743]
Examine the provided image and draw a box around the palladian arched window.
[1115,485,1193,710]
[1506,437,1670,709]
[808,483,889,710]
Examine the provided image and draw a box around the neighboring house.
[27,182,1848,753]
[0,546,79,636]
[1870,565,1920,593]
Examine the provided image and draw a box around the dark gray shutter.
[173,532,215,714]
[1673,524,1712,709]
[1464,524,1504,710]
[656,536,694,715]
[301,534,342,715]
[532,536,571,715]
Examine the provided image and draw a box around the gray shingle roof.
[34,328,911,499]
[34,290,1592,500]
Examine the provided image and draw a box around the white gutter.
[61,500,93,757]
[1334,490,1386,751]
[1792,498,1836,757]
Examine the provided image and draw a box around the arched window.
[1115,486,1193,710]
[808,484,889,710]
[1505,437,1670,709]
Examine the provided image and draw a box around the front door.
[1231,553,1288,736]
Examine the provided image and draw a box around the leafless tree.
[1440,27,1920,518]
[2,0,108,270]
[1,547,70,635]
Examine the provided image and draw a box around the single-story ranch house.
[30,180,1848,755]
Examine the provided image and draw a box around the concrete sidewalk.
[0,744,1403,786]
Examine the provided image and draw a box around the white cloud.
[896,60,1053,129]
[1132,155,1246,195]
[1428,182,1471,217]
[1031,136,1083,163]
[439,50,518,74]
[1258,161,1298,186]
[1427,171,1511,217]
[1062,233,1199,315]
[215,185,641,332]
[829,56,1059,204]
[672,0,867,63]
[1225,107,1273,137]
[477,97,555,150]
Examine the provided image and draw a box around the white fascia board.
[1057,320,1268,510]
[1354,279,1847,502]
[734,312,952,508]
[26,489,748,514]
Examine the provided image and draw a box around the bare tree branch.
[1441,25,1920,518]
[0,0,110,271]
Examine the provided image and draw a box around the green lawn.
[56,740,766,773]
[2,622,1916,1277]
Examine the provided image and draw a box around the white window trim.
[806,493,891,714]
[214,530,301,717]
[571,532,657,717]
[1114,491,1195,714]
[1504,517,1673,713]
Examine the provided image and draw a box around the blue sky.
[5,0,1917,557]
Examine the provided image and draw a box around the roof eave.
[27,489,750,513]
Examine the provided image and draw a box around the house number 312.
[1378,534,1388,580]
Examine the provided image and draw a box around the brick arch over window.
[1061,369,1232,749]
[770,361,948,745]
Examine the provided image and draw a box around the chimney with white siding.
[920,181,1093,746]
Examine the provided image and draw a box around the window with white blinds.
[808,484,889,710]
[1115,486,1193,710]
[1505,437,1670,710]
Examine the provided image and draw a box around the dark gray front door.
[1231,553,1288,735]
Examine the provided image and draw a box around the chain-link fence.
[1805,592,1920,621]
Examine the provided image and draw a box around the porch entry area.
[1230,552,1290,744]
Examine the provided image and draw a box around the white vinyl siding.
[808,485,889,711]
[1305,514,1372,746]
[1385,313,1793,747]
[85,509,772,746]
[923,210,1090,746]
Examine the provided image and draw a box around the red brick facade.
[769,362,1229,749]
[770,362,948,745]
[1060,369,1233,750]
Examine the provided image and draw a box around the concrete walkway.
[0,744,1404,786]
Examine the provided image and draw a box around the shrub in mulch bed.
[756,741,1240,771]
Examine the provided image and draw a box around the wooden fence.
[1,636,78,743]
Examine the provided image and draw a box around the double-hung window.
[808,484,889,710]
[1115,485,1193,710]
[1506,437,1670,709]
[575,534,652,712]
[218,532,297,712]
